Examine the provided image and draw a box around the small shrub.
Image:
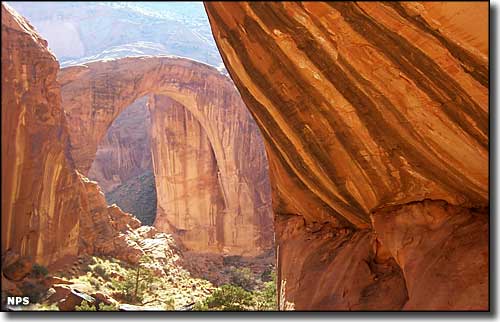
[163,298,175,310]
[75,300,96,311]
[252,278,277,311]
[260,265,274,282]
[31,263,49,278]
[92,263,108,278]
[97,302,119,311]
[110,255,159,304]
[111,269,138,303]
[19,281,47,303]
[88,276,102,291]
[223,255,242,266]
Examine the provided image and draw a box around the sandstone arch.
[58,56,273,255]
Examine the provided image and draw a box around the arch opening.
[88,96,157,226]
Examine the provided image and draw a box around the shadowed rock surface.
[205,1,488,310]
[87,96,157,226]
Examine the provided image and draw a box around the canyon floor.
[3,228,276,311]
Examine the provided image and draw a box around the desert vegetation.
[193,268,277,311]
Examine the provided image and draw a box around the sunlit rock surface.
[205,1,488,310]
[1,3,84,265]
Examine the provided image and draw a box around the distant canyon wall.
[58,57,273,256]
[88,96,152,194]
[205,1,488,310]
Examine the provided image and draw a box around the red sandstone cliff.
[205,1,488,310]
[1,3,158,268]
[1,3,84,265]
[2,0,490,311]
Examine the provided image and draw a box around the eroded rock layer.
[205,1,488,310]
[1,3,84,265]
[58,57,273,256]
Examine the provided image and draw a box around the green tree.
[75,301,119,311]
[75,301,96,311]
[252,272,277,311]
[229,267,255,291]
[111,255,159,304]
[194,284,253,311]
[31,263,49,278]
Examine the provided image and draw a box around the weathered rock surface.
[57,289,94,311]
[149,94,226,252]
[58,57,273,256]
[105,170,158,226]
[275,215,408,310]
[78,175,144,264]
[2,253,33,282]
[372,200,488,310]
[1,3,84,265]
[205,1,488,310]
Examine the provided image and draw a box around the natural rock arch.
[58,56,273,255]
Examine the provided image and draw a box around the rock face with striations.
[1,3,84,265]
[148,94,226,252]
[58,57,273,256]
[1,3,160,268]
[205,1,488,310]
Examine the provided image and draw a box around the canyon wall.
[1,3,84,265]
[205,2,488,310]
[58,57,273,256]
[1,3,158,269]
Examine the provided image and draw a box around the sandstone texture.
[105,170,158,226]
[1,3,84,266]
[1,3,170,270]
[205,1,488,310]
[58,57,273,256]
